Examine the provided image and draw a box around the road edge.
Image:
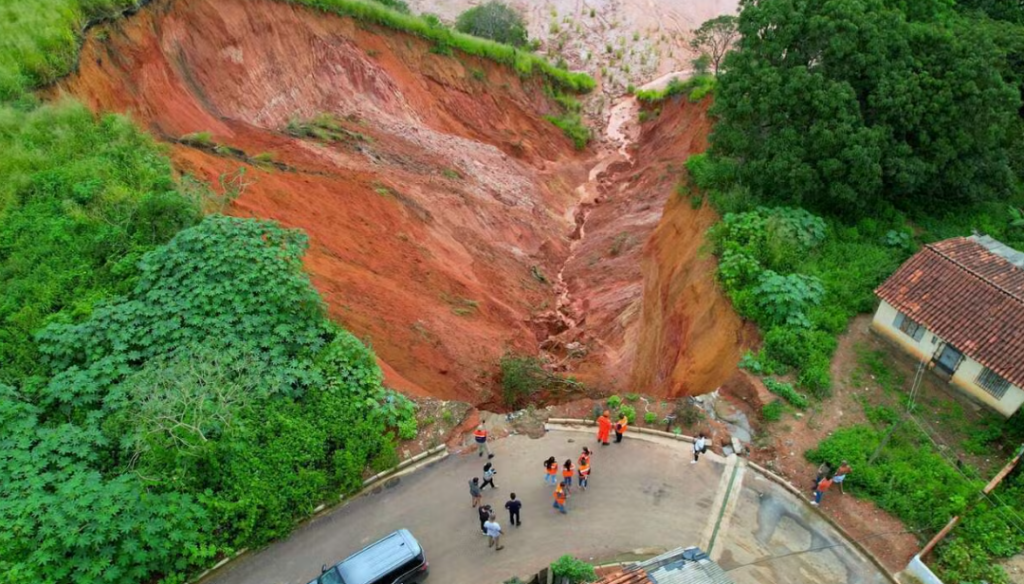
[190,444,450,584]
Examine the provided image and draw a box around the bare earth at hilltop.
[408,0,740,105]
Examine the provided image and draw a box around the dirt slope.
[56,0,748,403]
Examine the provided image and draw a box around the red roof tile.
[875,237,1024,388]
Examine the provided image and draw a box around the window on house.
[977,367,1011,399]
[892,312,925,341]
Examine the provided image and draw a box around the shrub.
[762,326,837,372]
[550,555,597,583]
[798,355,832,398]
[455,1,528,47]
[762,400,784,422]
[625,392,640,402]
[499,353,549,408]
[644,411,658,425]
[545,112,591,150]
[607,395,623,410]
[763,378,808,409]
[620,404,636,423]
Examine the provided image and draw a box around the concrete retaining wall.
[904,555,944,584]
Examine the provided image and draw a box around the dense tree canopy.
[709,0,1022,218]
[455,1,528,47]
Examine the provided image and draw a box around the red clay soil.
[55,0,749,404]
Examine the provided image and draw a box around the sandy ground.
[199,428,887,584]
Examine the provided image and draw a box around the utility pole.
[919,444,1024,559]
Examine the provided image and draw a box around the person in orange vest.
[615,413,629,443]
[812,475,833,506]
[474,424,494,459]
[596,410,612,446]
[543,456,558,486]
[552,482,568,514]
[577,447,591,490]
[561,459,575,494]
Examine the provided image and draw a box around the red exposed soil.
[55,0,749,404]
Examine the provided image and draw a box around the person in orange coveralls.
[596,410,612,446]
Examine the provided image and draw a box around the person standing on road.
[474,424,494,459]
[505,493,522,527]
[597,410,613,446]
[562,459,575,494]
[481,462,497,490]
[615,413,629,443]
[483,514,504,551]
[578,448,591,490]
[812,475,833,506]
[692,433,707,464]
[469,477,482,507]
[477,504,493,534]
[552,483,568,514]
[544,456,558,486]
[833,461,852,494]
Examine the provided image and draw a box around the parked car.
[309,529,429,584]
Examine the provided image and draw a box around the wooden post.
[919,444,1024,559]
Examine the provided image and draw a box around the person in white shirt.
[692,433,707,464]
[483,515,504,551]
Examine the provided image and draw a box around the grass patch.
[286,113,370,144]
[635,74,716,104]
[287,0,595,94]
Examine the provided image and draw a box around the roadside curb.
[192,444,449,584]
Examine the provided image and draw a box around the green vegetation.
[286,113,370,144]
[455,1,527,46]
[544,94,591,150]
[0,102,202,382]
[703,203,904,394]
[689,15,737,76]
[808,422,1024,583]
[550,555,597,583]
[499,353,579,408]
[606,394,622,410]
[708,0,1024,220]
[761,400,784,422]
[763,379,808,409]
[619,404,636,423]
[699,3,1024,579]
[644,411,658,425]
[291,0,595,94]
[635,75,716,104]
[2,216,417,583]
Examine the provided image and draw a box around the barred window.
[977,367,1011,399]
[892,312,925,341]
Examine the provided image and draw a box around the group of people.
[468,424,518,552]
[810,460,852,506]
[465,417,718,552]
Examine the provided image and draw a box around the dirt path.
[198,428,889,584]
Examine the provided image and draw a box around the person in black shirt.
[505,493,522,527]
[477,504,493,534]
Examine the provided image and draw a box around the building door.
[934,344,963,375]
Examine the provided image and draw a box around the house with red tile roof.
[873,235,1024,416]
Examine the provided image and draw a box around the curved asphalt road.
[200,428,888,584]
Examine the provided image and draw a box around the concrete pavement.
[199,429,888,584]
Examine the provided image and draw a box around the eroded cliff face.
[58,0,750,403]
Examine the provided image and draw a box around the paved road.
[200,429,888,584]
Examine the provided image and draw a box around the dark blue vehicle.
[309,529,429,584]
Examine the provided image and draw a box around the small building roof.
[874,236,1024,388]
[593,548,734,584]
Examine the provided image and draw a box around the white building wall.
[871,300,1024,417]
